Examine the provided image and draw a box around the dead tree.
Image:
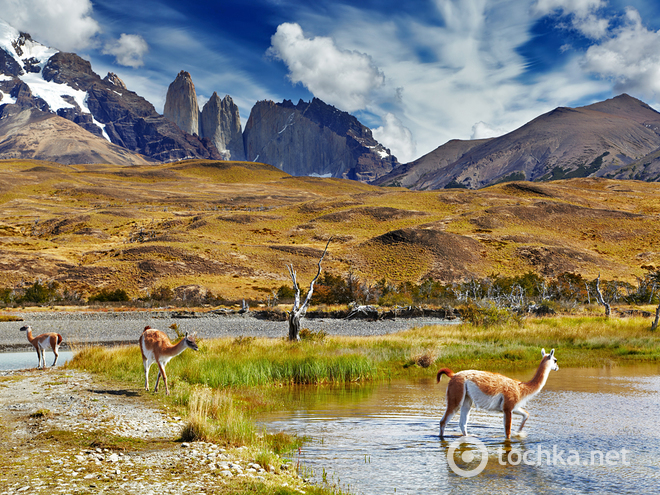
[286,239,331,341]
[594,273,611,317]
[652,304,660,331]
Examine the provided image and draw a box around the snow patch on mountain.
[0,18,100,128]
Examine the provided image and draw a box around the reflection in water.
[261,365,660,495]
[0,351,74,370]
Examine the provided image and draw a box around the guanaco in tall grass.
[436,349,559,439]
[138,325,198,395]
[20,325,63,369]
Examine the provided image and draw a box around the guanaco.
[138,326,198,395]
[437,348,559,439]
[20,325,63,369]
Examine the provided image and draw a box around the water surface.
[261,364,660,495]
[0,350,74,370]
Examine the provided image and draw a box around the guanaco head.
[541,348,559,371]
[19,325,31,332]
[184,331,199,351]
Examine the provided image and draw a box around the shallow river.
[261,364,660,495]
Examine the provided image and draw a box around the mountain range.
[376,94,660,189]
[3,18,660,189]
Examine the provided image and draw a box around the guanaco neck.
[24,327,35,344]
[519,359,551,397]
[163,337,189,357]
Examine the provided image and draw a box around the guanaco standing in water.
[20,325,63,368]
[437,349,559,439]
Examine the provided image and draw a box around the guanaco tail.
[437,348,559,439]
[20,325,63,369]
[138,325,198,395]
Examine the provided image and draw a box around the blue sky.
[3,0,660,163]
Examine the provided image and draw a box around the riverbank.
[0,367,334,495]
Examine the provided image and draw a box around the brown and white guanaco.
[138,325,198,395]
[20,325,63,369]
[437,348,559,439]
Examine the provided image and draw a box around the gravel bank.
[0,311,458,352]
[0,368,306,494]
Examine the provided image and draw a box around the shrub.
[88,288,130,303]
[21,280,60,304]
[458,301,520,327]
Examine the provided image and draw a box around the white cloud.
[532,0,605,18]
[102,33,149,68]
[581,8,660,97]
[471,121,505,139]
[267,22,385,113]
[372,113,416,163]
[0,0,100,51]
[532,0,608,39]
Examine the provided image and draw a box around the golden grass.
[3,159,660,299]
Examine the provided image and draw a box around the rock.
[103,72,127,90]
[243,98,399,182]
[201,93,245,160]
[164,70,199,136]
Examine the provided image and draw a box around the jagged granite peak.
[200,92,245,160]
[103,72,127,90]
[243,97,398,181]
[164,70,199,136]
[0,19,219,164]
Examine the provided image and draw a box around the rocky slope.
[243,98,399,181]
[385,94,660,189]
[0,21,220,164]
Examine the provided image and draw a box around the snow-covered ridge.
[0,18,108,139]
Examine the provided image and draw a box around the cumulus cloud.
[102,34,149,68]
[0,0,100,51]
[267,22,385,112]
[581,8,660,97]
[372,113,416,163]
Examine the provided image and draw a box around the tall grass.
[67,315,660,446]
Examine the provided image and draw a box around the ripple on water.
[261,367,660,495]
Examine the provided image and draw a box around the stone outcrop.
[243,98,399,182]
[163,70,199,137]
[200,93,245,160]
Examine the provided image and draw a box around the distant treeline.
[2,269,659,310]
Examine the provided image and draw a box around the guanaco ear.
[541,348,546,357]
[550,349,555,357]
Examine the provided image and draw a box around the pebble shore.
[0,310,456,351]
[0,368,309,494]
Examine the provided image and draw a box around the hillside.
[386,94,660,190]
[0,159,658,301]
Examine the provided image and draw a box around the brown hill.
[1,159,659,301]
[387,94,660,190]
[0,108,153,166]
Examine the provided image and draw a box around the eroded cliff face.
[163,70,199,137]
[200,93,245,161]
[243,98,399,181]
